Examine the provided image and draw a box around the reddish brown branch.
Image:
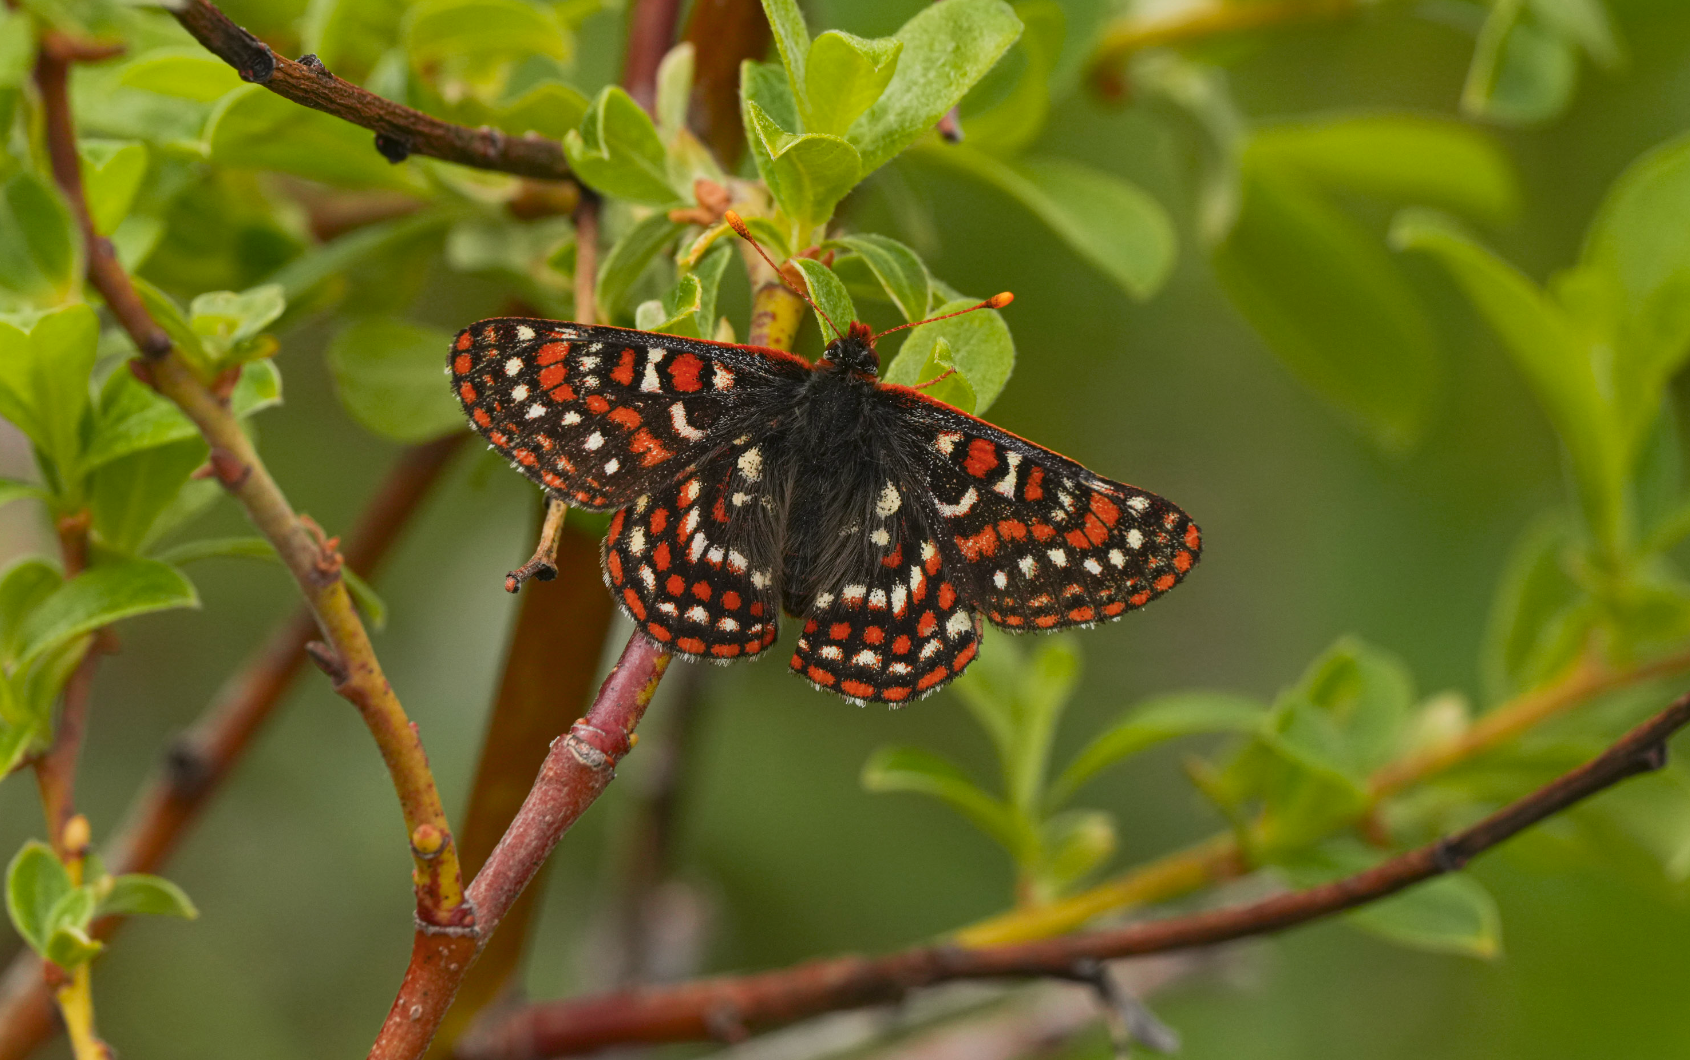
[368,633,673,1060]
[169,0,572,181]
[682,0,771,166]
[455,686,1690,1059]
[0,436,464,1060]
[425,521,618,1058]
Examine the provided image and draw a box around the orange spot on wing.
[472,408,491,428]
[539,364,567,388]
[622,588,646,619]
[713,497,729,523]
[536,342,569,364]
[938,583,956,609]
[1185,524,1201,549]
[666,574,685,596]
[829,622,851,640]
[956,526,998,560]
[670,353,704,391]
[653,542,671,570]
[841,679,876,698]
[692,581,712,600]
[1001,614,1025,627]
[1174,551,1193,572]
[711,643,741,658]
[1129,590,1151,606]
[549,384,575,401]
[459,382,478,403]
[541,470,565,488]
[646,622,673,642]
[453,353,472,374]
[722,591,742,611]
[918,612,937,636]
[455,331,473,351]
[1030,521,1056,542]
[863,626,885,645]
[1024,467,1044,500]
[997,520,1027,541]
[1068,606,1095,622]
[892,635,912,654]
[677,636,705,654]
[1034,615,1059,628]
[1065,529,1091,550]
[881,542,903,568]
[1083,513,1109,546]
[807,665,837,687]
[1090,493,1119,527]
[883,686,911,702]
[585,395,610,413]
[630,429,672,466]
[608,511,625,537]
[750,601,764,617]
[954,641,978,669]
[611,349,636,385]
[964,438,998,478]
[1154,573,1177,591]
[608,406,642,429]
[651,509,669,533]
[1103,601,1126,616]
[916,666,949,690]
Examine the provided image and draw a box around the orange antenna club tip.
[987,292,1014,308]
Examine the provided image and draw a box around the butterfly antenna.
[723,210,846,341]
[871,292,1014,341]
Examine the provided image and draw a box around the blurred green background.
[8,0,1690,1056]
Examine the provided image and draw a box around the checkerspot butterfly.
[450,215,1200,704]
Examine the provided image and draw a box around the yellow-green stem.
[54,966,102,1060]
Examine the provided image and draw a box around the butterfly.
[450,218,1200,704]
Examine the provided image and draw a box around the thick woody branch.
[37,41,467,926]
[0,437,463,1060]
[169,0,573,180]
[456,686,1690,1059]
[368,634,673,1060]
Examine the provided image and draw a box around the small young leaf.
[1530,0,1622,68]
[743,100,861,236]
[0,304,99,482]
[1480,515,1582,702]
[0,559,63,665]
[98,873,199,920]
[759,0,812,106]
[883,297,1015,413]
[189,284,286,367]
[14,558,199,670]
[43,924,104,969]
[84,360,278,474]
[402,0,569,85]
[343,568,390,632]
[1036,809,1116,894]
[655,42,694,141]
[327,317,465,443]
[1463,5,1578,127]
[832,233,930,321]
[958,0,1063,156]
[564,86,681,205]
[493,80,591,140]
[153,537,276,566]
[790,259,857,342]
[1346,874,1503,958]
[848,0,1023,176]
[862,745,1029,858]
[44,885,95,938]
[804,31,903,137]
[1050,691,1265,808]
[5,841,70,955]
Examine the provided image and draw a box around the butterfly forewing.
[603,441,786,659]
[886,388,1202,631]
[450,318,807,509]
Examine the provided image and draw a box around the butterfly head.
[822,320,881,376]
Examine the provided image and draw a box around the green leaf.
[1246,115,1519,226]
[0,479,46,511]
[1463,3,1578,127]
[1050,692,1265,808]
[636,245,732,338]
[343,568,390,632]
[883,296,1015,414]
[596,212,684,321]
[98,873,198,920]
[655,42,694,141]
[15,557,199,670]
[804,31,903,137]
[79,140,149,238]
[743,100,860,237]
[1590,760,1690,881]
[84,358,278,473]
[90,438,210,555]
[0,713,40,778]
[0,559,64,666]
[403,0,569,75]
[207,85,424,192]
[0,172,78,307]
[924,147,1176,301]
[43,923,104,969]
[861,745,1029,857]
[897,336,977,413]
[0,11,36,91]
[0,304,99,482]
[1291,636,1416,775]
[952,632,1079,814]
[1391,209,1623,551]
[1347,874,1503,958]
[327,317,464,443]
[152,536,276,566]
[563,86,680,206]
[790,259,856,342]
[832,233,930,321]
[19,634,93,734]
[118,47,245,102]
[493,79,591,141]
[958,0,1063,156]
[848,0,1023,176]
[1530,0,1622,69]
[130,277,207,365]
[1214,170,1439,455]
[5,841,70,955]
[759,0,811,107]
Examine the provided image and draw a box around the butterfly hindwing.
[450,318,808,510]
[789,493,982,704]
[886,388,1201,631]
[604,441,785,660]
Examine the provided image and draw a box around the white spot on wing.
[936,487,978,518]
[945,611,971,638]
[628,528,646,555]
[1048,548,1067,566]
[870,528,890,547]
[670,403,705,442]
[738,447,763,482]
[1126,529,1144,549]
[936,432,961,455]
[526,404,546,419]
[876,483,901,517]
[1108,549,1126,568]
[688,532,708,563]
[515,325,535,342]
[504,357,523,376]
[585,431,603,450]
[511,384,530,402]
[562,411,581,425]
[993,452,1022,498]
[641,349,666,392]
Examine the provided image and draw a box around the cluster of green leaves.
[0,305,290,777]
[1460,0,1623,126]
[5,841,195,972]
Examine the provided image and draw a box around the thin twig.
[455,684,1690,1059]
[0,437,464,1060]
[169,0,573,181]
[424,520,618,1059]
[37,39,467,926]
